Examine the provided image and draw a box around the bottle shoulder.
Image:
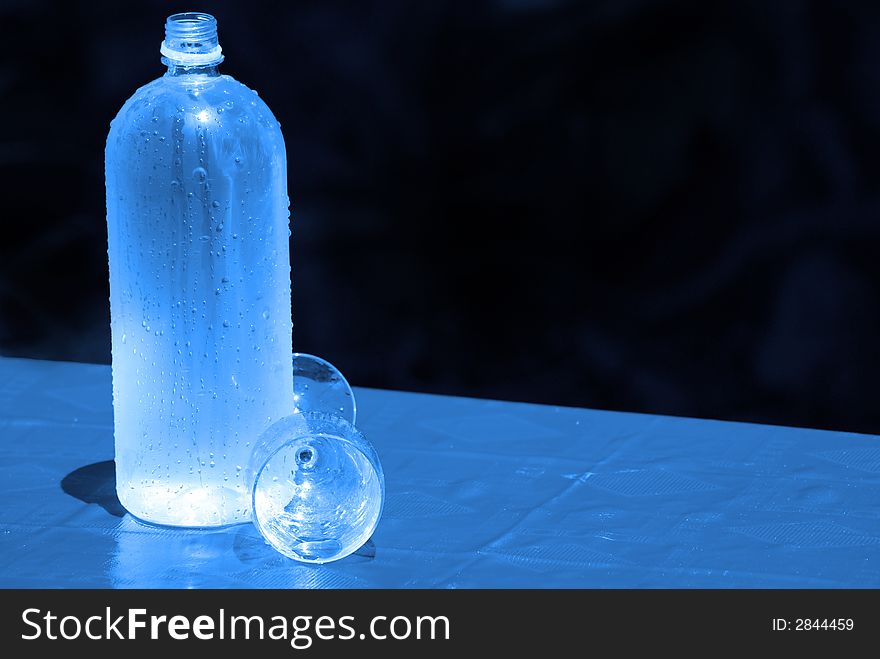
[107,73,283,145]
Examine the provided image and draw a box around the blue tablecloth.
[0,356,878,588]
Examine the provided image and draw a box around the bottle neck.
[164,62,221,78]
[160,12,223,77]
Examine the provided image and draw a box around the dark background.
[2,0,880,434]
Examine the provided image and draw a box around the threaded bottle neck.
[160,12,224,68]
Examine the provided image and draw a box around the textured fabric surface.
[0,356,878,588]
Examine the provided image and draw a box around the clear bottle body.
[106,63,293,526]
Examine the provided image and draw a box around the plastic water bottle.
[106,12,294,526]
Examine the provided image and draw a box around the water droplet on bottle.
[211,200,220,208]
[192,166,207,182]
[223,320,230,327]
[262,309,270,320]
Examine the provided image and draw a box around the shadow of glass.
[354,538,376,560]
[60,460,125,517]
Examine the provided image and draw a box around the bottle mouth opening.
[161,12,223,66]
